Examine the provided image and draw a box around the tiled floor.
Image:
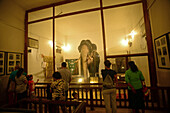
[86,107,167,113]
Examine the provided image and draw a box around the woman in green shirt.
[125,61,145,113]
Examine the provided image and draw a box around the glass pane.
[103,0,141,7]
[108,57,126,73]
[108,56,150,86]
[55,11,104,82]
[55,0,100,16]
[129,56,150,86]
[104,3,147,55]
[28,7,53,22]
[28,20,53,82]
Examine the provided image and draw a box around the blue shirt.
[9,70,27,81]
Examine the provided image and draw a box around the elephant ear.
[92,44,97,51]
[78,40,93,53]
[78,40,85,53]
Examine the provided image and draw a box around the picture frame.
[7,52,22,74]
[0,52,5,75]
[154,32,170,69]
[66,59,79,75]
[28,37,39,49]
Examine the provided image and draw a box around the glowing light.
[61,44,71,52]
[129,30,137,40]
[121,39,128,46]
[90,81,94,83]
[48,40,53,48]
[78,78,83,83]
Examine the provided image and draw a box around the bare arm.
[35,79,39,85]
[127,83,136,93]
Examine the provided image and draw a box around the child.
[72,92,78,101]
[72,92,79,111]
[28,74,39,98]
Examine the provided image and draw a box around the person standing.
[101,60,117,113]
[28,74,39,98]
[58,62,71,101]
[50,72,67,113]
[7,65,27,104]
[15,68,28,101]
[125,61,145,113]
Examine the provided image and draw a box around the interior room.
[27,0,150,86]
[0,0,170,112]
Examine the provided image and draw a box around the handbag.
[142,85,149,97]
[103,74,114,89]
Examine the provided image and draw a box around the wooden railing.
[1,98,86,113]
[34,82,170,111]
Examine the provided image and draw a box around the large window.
[26,0,150,85]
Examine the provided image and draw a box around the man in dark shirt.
[101,60,117,113]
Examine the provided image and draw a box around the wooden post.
[24,11,28,73]
[90,89,94,110]
[100,0,107,61]
[142,0,157,87]
[53,6,55,72]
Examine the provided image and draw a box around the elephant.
[78,40,100,79]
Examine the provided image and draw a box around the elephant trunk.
[81,45,89,79]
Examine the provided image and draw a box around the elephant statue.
[78,40,100,79]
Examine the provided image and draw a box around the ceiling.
[13,0,69,10]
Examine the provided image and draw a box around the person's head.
[15,65,20,71]
[72,92,78,99]
[128,61,138,72]
[53,72,61,80]
[16,68,24,78]
[104,60,111,68]
[61,62,67,67]
[29,74,33,80]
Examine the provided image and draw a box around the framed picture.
[66,59,79,75]
[9,54,14,60]
[28,37,39,49]
[0,52,5,75]
[154,32,170,69]
[7,52,22,74]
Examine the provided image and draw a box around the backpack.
[103,74,114,89]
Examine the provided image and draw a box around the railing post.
[47,84,52,100]
[39,98,42,113]
[90,89,94,110]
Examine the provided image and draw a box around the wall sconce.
[61,44,71,52]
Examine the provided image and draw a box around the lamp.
[121,30,137,47]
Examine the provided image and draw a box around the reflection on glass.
[55,11,104,80]
[28,20,53,81]
[103,0,140,7]
[55,0,100,16]
[28,7,53,22]
[129,56,150,86]
[104,3,147,55]
[108,57,126,73]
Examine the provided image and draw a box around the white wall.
[0,0,25,53]
[148,0,170,86]
[0,0,25,104]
